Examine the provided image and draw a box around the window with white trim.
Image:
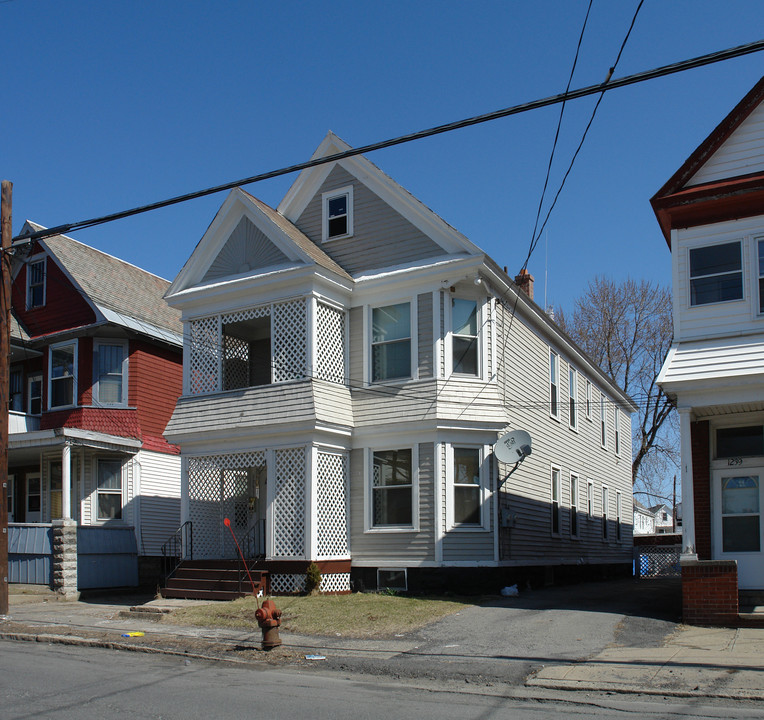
[9,368,23,412]
[570,473,579,538]
[449,446,485,528]
[49,341,77,409]
[94,340,128,406]
[569,366,578,430]
[758,239,764,314]
[97,458,123,521]
[451,298,479,376]
[616,491,622,541]
[600,394,607,448]
[371,448,413,528]
[322,185,353,241]
[28,375,42,415]
[689,241,742,306]
[602,485,609,541]
[587,480,594,520]
[614,409,620,455]
[371,302,411,382]
[551,465,561,536]
[550,350,559,419]
[585,379,592,420]
[27,257,46,309]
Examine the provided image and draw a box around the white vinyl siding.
[136,450,182,556]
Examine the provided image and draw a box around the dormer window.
[689,241,742,306]
[322,185,353,241]
[27,258,46,309]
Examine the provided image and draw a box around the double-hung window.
[450,446,483,527]
[585,380,592,420]
[322,185,353,241]
[371,303,411,382]
[569,366,578,430]
[97,458,123,521]
[94,340,128,406]
[551,466,561,536]
[616,491,622,541]
[602,485,609,541]
[550,350,559,419]
[600,395,607,448]
[689,241,742,306]
[570,473,579,538]
[9,368,23,412]
[28,375,42,415]
[371,449,413,527]
[49,341,77,409]
[451,298,479,376]
[614,409,620,455]
[27,258,46,309]
[758,239,764,314]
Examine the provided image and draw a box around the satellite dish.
[494,430,533,464]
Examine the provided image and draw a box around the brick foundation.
[681,559,738,626]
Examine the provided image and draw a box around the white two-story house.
[655,75,764,624]
[164,132,636,596]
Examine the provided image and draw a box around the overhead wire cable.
[520,0,645,273]
[11,36,764,247]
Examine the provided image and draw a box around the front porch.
[169,446,351,596]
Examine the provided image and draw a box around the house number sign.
[727,457,743,466]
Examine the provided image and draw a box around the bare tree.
[556,276,677,489]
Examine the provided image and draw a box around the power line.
[11,37,764,247]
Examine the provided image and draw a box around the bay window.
[689,241,742,306]
[451,298,479,376]
[94,340,128,405]
[371,303,411,382]
[49,341,77,409]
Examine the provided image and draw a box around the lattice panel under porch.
[272,299,307,383]
[316,452,349,558]
[320,573,351,593]
[316,303,346,383]
[272,447,306,557]
[188,316,220,395]
[270,573,307,595]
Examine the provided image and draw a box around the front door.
[713,469,764,589]
[26,473,41,523]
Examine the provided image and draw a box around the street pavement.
[2,578,763,701]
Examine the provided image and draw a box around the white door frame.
[712,465,764,589]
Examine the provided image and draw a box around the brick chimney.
[514,269,534,300]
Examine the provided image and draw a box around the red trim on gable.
[651,172,764,245]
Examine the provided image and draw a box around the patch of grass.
[167,593,473,638]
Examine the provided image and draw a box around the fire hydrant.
[255,599,282,650]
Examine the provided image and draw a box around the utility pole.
[0,181,11,616]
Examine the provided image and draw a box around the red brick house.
[8,223,183,592]
[654,76,764,625]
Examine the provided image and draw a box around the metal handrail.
[236,520,266,594]
[160,521,193,582]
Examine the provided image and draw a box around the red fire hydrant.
[255,599,282,650]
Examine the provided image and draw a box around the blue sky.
[3,0,764,312]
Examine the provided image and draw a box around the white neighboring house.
[633,500,656,535]
[164,132,637,595]
[654,75,764,621]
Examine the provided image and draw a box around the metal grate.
[320,573,351,593]
[188,316,220,394]
[636,545,681,578]
[316,303,346,383]
[316,452,349,558]
[188,452,265,559]
[273,299,307,383]
[272,447,306,557]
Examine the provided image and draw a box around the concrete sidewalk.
[2,584,763,700]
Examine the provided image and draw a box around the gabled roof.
[166,187,352,298]
[278,131,483,258]
[651,75,764,245]
[19,222,182,344]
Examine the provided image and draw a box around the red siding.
[13,252,95,338]
[129,340,183,453]
[42,407,142,439]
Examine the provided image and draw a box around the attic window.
[322,185,353,242]
[27,258,46,309]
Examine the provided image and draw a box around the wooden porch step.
[160,560,268,601]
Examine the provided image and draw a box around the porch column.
[61,442,72,521]
[679,407,697,560]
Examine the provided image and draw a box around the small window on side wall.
[452,298,479,376]
[27,258,46,309]
[97,458,123,521]
[322,185,353,241]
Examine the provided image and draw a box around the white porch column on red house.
[679,407,697,559]
[62,441,72,521]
